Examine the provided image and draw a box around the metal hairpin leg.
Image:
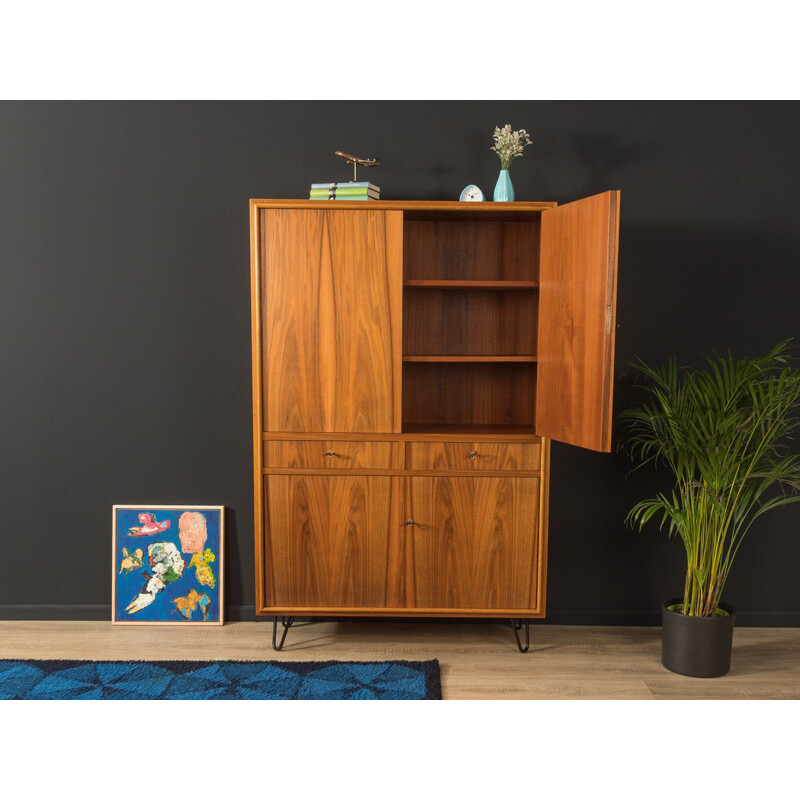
[272,616,295,651]
[509,618,531,652]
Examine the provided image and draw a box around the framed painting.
[112,505,224,625]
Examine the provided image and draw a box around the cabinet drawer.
[264,440,393,469]
[406,441,540,471]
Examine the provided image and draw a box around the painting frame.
[112,504,225,626]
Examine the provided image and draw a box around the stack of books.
[309,181,380,201]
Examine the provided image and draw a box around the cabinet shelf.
[403,355,537,363]
[404,280,539,290]
[402,423,537,436]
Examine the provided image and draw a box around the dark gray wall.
[2,101,799,624]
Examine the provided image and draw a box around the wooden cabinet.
[250,195,619,625]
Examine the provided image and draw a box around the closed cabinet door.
[264,475,394,608]
[405,477,541,611]
[260,209,403,433]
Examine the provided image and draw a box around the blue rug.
[0,659,441,700]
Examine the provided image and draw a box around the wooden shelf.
[403,355,537,363]
[404,280,539,290]
[402,423,537,436]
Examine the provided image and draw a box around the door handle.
[403,519,416,526]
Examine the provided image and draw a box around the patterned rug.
[0,659,441,700]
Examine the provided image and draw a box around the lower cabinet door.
[264,475,394,608]
[406,476,540,611]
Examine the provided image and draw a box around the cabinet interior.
[402,211,541,434]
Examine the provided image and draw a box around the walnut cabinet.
[250,194,620,623]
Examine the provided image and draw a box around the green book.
[309,188,379,198]
[310,182,380,191]
[308,194,377,201]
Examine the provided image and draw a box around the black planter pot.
[661,598,737,678]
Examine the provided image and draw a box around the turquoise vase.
[493,169,515,202]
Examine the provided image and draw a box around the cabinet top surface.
[250,199,557,212]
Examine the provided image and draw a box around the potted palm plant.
[620,341,800,677]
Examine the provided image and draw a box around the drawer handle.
[404,519,416,526]
[324,450,336,457]
[468,450,479,459]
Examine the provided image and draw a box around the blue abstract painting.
[113,505,224,624]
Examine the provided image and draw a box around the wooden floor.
[1,620,798,699]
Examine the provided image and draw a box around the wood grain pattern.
[385,476,407,608]
[403,288,538,356]
[264,440,392,470]
[262,429,540,441]
[264,475,394,608]
[406,441,541,471]
[399,425,538,439]
[406,476,540,611]
[250,200,267,612]
[403,280,539,289]
[249,606,542,617]
[403,356,537,363]
[537,438,551,616]
[262,469,540,479]
[403,219,540,282]
[387,212,404,433]
[253,199,556,213]
[537,190,620,452]
[402,362,536,428]
[261,208,402,432]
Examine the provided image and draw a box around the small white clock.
[459,184,485,202]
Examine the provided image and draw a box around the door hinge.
[605,305,612,335]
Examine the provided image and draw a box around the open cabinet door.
[536,191,620,452]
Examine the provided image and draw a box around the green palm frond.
[619,340,800,617]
